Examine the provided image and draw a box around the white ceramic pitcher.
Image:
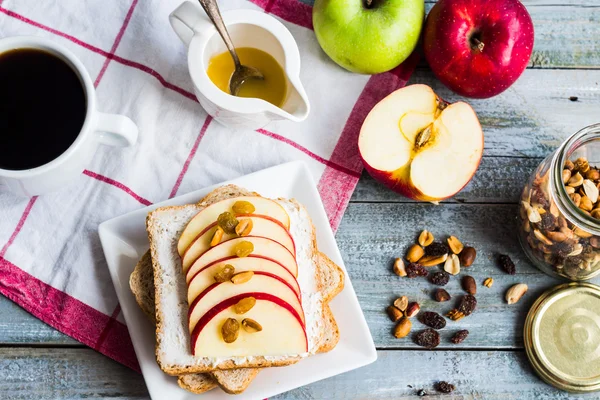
[169,1,310,130]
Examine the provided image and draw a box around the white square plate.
[98,161,377,399]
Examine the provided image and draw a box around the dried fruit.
[394,296,408,312]
[231,270,254,284]
[406,244,425,263]
[419,254,448,267]
[450,329,469,344]
[233,296,256,314]
[221,318,240,343]
[418,311,446,329]
[235,218,253,236]
[393,258,407,277]
[459,247,476,267]
[498,254,516,275]
[414,328,440,349]
[386,305,403,322]
[418,230,434,247]
[214,264,235,282]
[405,302,420,318]
[434,288,451,302]
[436,381,456,394]
[444,253,460,275]
[483,277,494,288]
[393,317,412,338]
[429,271,450,286]
[232,200,256,215]
[506,283,528,304]
[234,240,254,257]
[406,263,428,278]
[424,242,449,257]
[217,212,239,234]
[446,309,465,321]
[241,318,262,333]
[210,226,224,247]
[458,294,477,316]
[447,236,464,254]
[462,275,476,295]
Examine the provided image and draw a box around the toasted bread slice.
[146,185,344,375]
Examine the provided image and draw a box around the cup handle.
[170,1,205,46]
[94,112,138,147]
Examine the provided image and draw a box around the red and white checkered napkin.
[0,0,415,369]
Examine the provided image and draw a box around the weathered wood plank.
[336,203,566,350]
[351,156,542,203]
[0,348,590,399]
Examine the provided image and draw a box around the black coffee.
[0,48,86,170]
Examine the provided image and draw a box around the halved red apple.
[358,84,483,201]
[191,295,308,357]
[188,273,304,332]
[178,196,290,256]
[181,215,295,272]
[187,257,301,304]
[185,237,298,282]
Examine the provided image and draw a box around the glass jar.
[519,124,600,280]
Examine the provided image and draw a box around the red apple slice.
[188,273,305,333]
[178,196,290,256]
[185,237,298,283]
[358,84,483,201]
[187,257,301,304]
[191,295,307,357]
[181,215,295,272]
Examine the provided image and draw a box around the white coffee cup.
[0,36,138,197]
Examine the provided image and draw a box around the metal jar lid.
[524,282,600,392]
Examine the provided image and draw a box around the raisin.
[539,213,556,230]
[406,263,428,278]
[436,381,456,394]
[414,328,440,349]
[531,188,549,208]
[416,389,427,397]
[552,242,573,259]
[457,294,477,316]
[418,311,446,330]
[234,240,254,257]
[232,200,256,215]
[218,212,239,234]
[429,271,449,286]
[424,242,449,257]
[450,329,469,344]
[498,254,516,275]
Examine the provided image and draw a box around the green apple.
[313,0,424,74]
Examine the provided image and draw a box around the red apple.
[358,84,483,201]
[423,0,534,99]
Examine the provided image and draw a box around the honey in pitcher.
[206,47,287,108]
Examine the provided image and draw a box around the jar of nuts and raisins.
[519,124,600,280]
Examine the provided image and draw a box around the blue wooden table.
[2,1,600,398]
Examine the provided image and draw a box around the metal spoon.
[198,0,263,96]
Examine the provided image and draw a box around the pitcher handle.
[170,1,206,46]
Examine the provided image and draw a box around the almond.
[462,275,476,295]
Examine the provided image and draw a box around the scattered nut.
[405,302,420,318]
[568,172,584,187]
[214,264,235,282]
[580,195,594,211]
[447,236,464,254]
[419,254,448,267]
[444,254,460,275]
[221,318,240,343]
[418,230,434,247]
[386,305,403,322]
[462,275,477,295]
[506,283,528,304]
[210,226,224,247]
[393,258,407,277]
[434,288,451,302]
[527,206,542,223]
[235,218,253,236]
[393,317,412,338]
[562,169,571,184]
[231,270,254,284]
[446,309,465,321]
[233,296,256,314]
[459,247,477,267]
[241,318,263,333]
[394,296,408,312]
[583,180,600,203]
[483,277,494,288]
[406,244,425,263]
